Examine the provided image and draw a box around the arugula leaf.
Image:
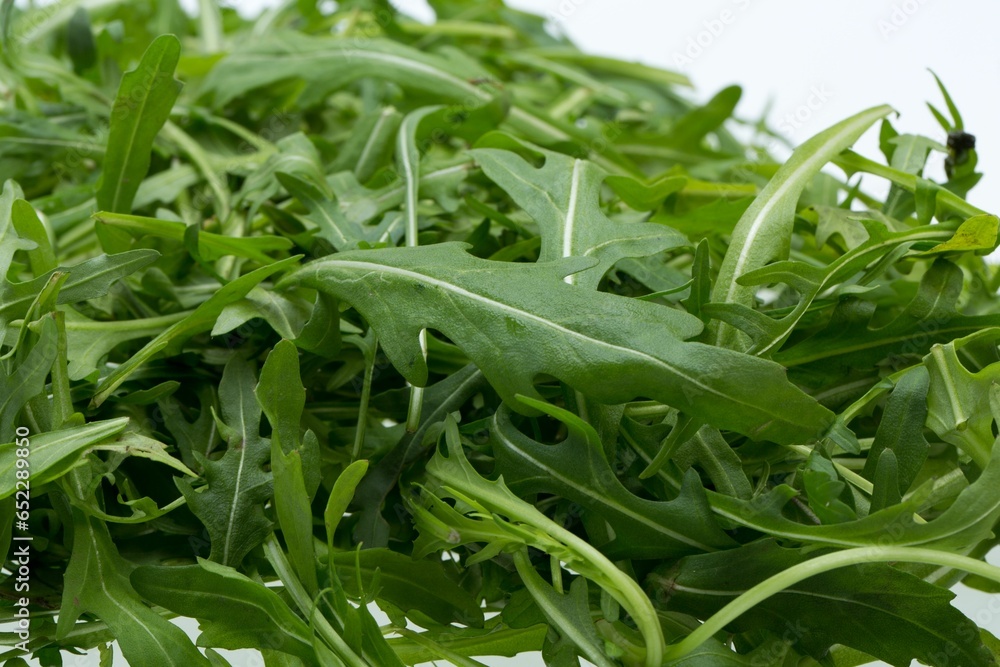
[132,559,315,661]
[177,357,273,568]
[7,3,1000,665]
[491,402,735,559]
[710,105,892,350]
[472,134,688,288]
[282,243,833,444]
[58,511,210,667]
[96,34,182,215]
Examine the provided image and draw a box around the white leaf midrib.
[561,159,584,284]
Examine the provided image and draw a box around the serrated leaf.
[776,259,1000,369]
[709,436,1000,553]
[350,363,487,548]
[472,134,688,289]
[282,243,833,444]
[330,548,484,628]
[57,512,210,667]
[177,357,273,568]
[924,329,1000,467]
[491,402,735,559]
[0,250,161,341]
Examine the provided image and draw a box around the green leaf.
[605,174,687,212]
[924,329,1000,468]
[929,69,964,131]
[11,198,55,276]
[775,259,1000,369]
[649,540,994,667]
[330,106,402,182]
[415,419,667,665]
[708,436,1000,553]
[324,459,368,553]
[177,357,273,568]
[925,213,999,254]
[202,35,490,109]
[492,402,736,559]
[278,173,375,251]
[255,340,305,457]
[96,34,183,215]
[667,85,742,150]
[1,249,159,343]
[54,308,189,382]
[387,624,547,665]
[350,363,487,548]
[0,418,128,497]
[94,211,294,263]
[271,441,319,592]
[672,425,752,500]
[329,548,484,628]
[802,451,856,524]
[131,559,315,662]
[711,105,892,350]
[719,219,955,356]
[58,511,210,667]
[472,134,688,289]
[281,243,833,444]
[240,133,327,217]
[511,555,616,667]
[0,180,36,279]
[862,365,929,495]
[0,315,57,442]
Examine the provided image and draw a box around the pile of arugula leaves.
[2,1,1000,665]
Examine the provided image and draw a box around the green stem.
[664,546,1000,661]
[352,335,378,460]
[263,536,367,667]
[512,505,664,666]
[49,312,74,429]
[399,108,435,433]
[833,151,986,219]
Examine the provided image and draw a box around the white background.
[28,0,1000,665]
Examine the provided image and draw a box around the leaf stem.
[399,107,440,433]
[352,334,378,461]
[664,546,1000,661]
[263,536,367,667]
